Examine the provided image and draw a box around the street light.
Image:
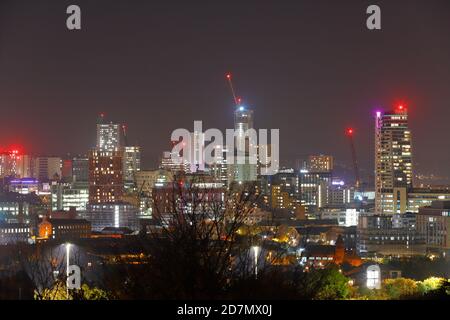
[66,243,72,299]
[251,246,260,280]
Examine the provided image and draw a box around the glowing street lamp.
[251,246,261,279]
[66,243,72,299]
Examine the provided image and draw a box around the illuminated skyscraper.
[88,149,124,204]
[123,146,141,184]
[209,145,229,187]
[375,105,413,214]
[96,114,122,152]
[230,105,257,183]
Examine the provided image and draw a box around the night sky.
[0,0,449,183]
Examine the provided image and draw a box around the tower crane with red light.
[346,127,361,189]
[226,73,242,107]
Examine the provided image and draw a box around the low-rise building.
[38,216,91,240]
[81,203,140,231]
[416,200,450,253]
[357,213,425,257]
[0,223,31,245]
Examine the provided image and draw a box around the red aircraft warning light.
[346,128,354,136]
[396,104,408,113]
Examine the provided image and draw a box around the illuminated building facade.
[97,119,122,152]
[0,223,31,245]
[308,155,334,172]
[299,169,332,212]
[0,151,31,178]
[51,181,89,211]
[271,185,293,210]
[8,178,39,194]
[83,203,139,231]
[38,215,91,240]
[209,145,229,187]
[229,105,257,183]
[375,106,413,214]
[88,150,124,204]
[160,150,190,173]
[416,201,450,251]
[123,146,141,185]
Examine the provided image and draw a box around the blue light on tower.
[239,106,245,111]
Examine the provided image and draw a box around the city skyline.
[0,0,449,182]
[1,0,450,304]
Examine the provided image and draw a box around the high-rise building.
[72,156,89,182]
[209,145,229,187]
[160,150,190,173]
[88,149,124,204]
[123,146,141,184]
[229,105,257,183]
[308,155,334,172]
[189,131,205,173]
[32,157,62,181]
[299,169,332,212]
[0,151,31,178]
[375,105,413,214]
[97,115,122,152]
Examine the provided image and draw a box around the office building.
[51,181,89,211]
[72,156,89,182]
[160,150,190,173]
[416,201,450,252]
[299,169,332,212]
[0,151,31,178]
[32,157,62,181]
[357,213,425,257]
[0,223,31,245]
[88,149,124,204]
[209,145,229,187]
[82,203,139,231]
[123,146,141,186]
[97,115,122,152]
[308,155,334,172]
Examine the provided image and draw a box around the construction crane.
[226,73,243,107]
[346,128,361,189]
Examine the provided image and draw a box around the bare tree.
[16,241,81,300]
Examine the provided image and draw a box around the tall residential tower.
[229,105,257,184]
[375,105,413,214]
